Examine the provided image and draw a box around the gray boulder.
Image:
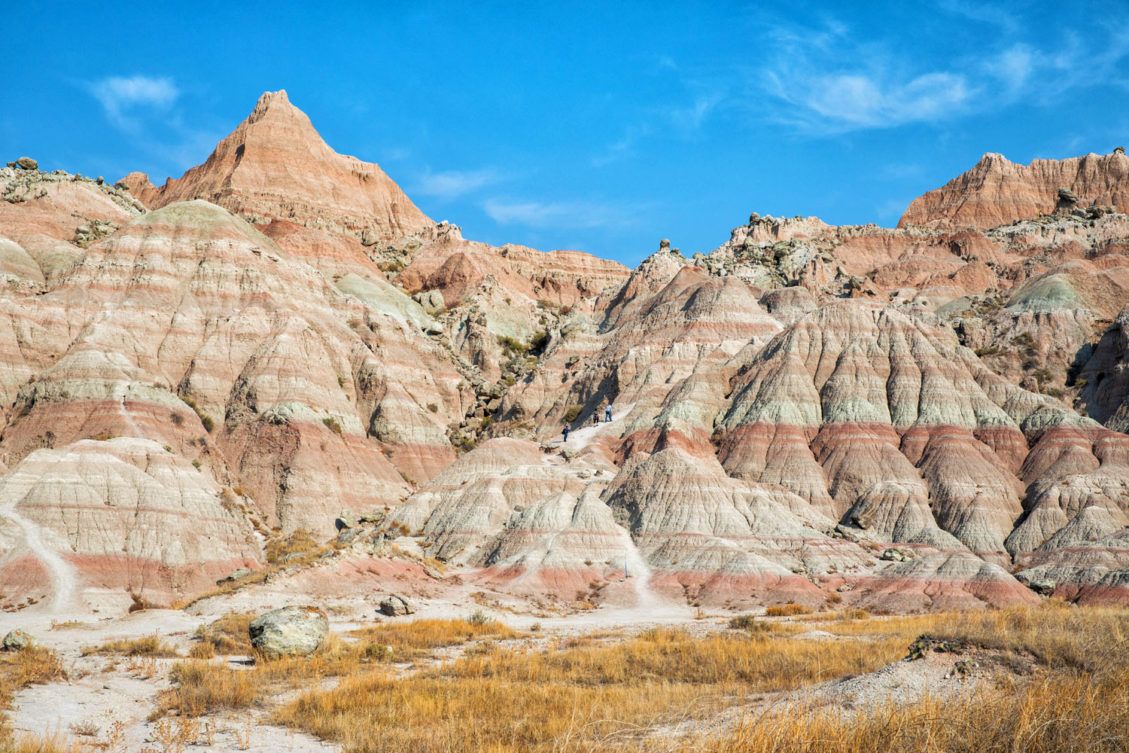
[413,289,446,316]
[215,567,254,585]
[2,630,32,651]
[880,547,916,562]
[248,606,328,659]
[378,594,414,617]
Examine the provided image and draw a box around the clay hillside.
[2,90,1128,617]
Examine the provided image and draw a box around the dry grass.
[670,603,1129,753]
[0,647,67,747]
[350,617,518,655]
[683,668,1129,753]
[274,625,909,752]
[4,733,84,753]
[150,605,1128,753]
[194,612,254,655]
[156,619,517,719]
[272,605,1128,753]
[265,529,322,564]
[81,633,180,657]
[764,603,812,617]
[154,660,259,718]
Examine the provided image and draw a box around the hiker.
[604,403,612,423]
[562,423,570,442]
[593,411,600,426]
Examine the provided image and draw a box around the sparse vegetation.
[265,529,322,565]
[194,612,255,655]
[0,647,66,746]
[496,334,527,353]
[764,603,812,617]
[82,634,179,657]
[181,394,215,432]
[274,625,907,752]
[155,660,260,717]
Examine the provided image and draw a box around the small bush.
[194,613,254,655]
[765,603,813,617]
[322,417,343,435]
[265,529,322,565]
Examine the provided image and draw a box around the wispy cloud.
[591,82,724,167]
[89,75,179,130]
[413,168,502,200]
[756,8,1129,135]
[591,123,652,167]
[668,92,725,132]
[483,197,631,229]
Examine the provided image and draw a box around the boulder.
[880,547,917,562]
[2,630,32,651]
[216,567,254,585]
[248,605,328,658]
[413,289,446,316]
[378,594,414,616]
[9,157,37,171]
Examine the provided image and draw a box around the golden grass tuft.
[265,529,322,565]
[0,647,67,747]
[154,660,260,718]
[350,618,518,655]
[81,633,179,658]
[194,612,254,655]
[764,603,813,617]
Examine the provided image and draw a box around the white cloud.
[668,92,724,131]
[756,9,1129,135]
[413,168,501,200]
[791,71,970,128]
[591,123,652,167]
[89,75,179,128]
[483,198,630,229]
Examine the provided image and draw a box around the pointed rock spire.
[122,90,433,242]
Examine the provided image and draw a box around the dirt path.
[0,495,78,614]
[118,389,144,438]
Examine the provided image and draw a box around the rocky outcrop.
[900,151,1129,229]
[248,605,328,658]
[1079,305,1129,431]
[133,90,433,243]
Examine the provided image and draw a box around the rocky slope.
[1,93,1127,614]
[121,90,433,243]
[900,150,1129,229]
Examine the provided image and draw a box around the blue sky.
[3,2,1129,265]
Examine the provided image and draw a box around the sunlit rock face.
[3,94,1129,612]
[900,151,1129,230]
[130,90,434,243]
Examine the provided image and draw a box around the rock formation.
[900,151,1129,229]
[132,90,433,243]
[1,90,1127,614]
